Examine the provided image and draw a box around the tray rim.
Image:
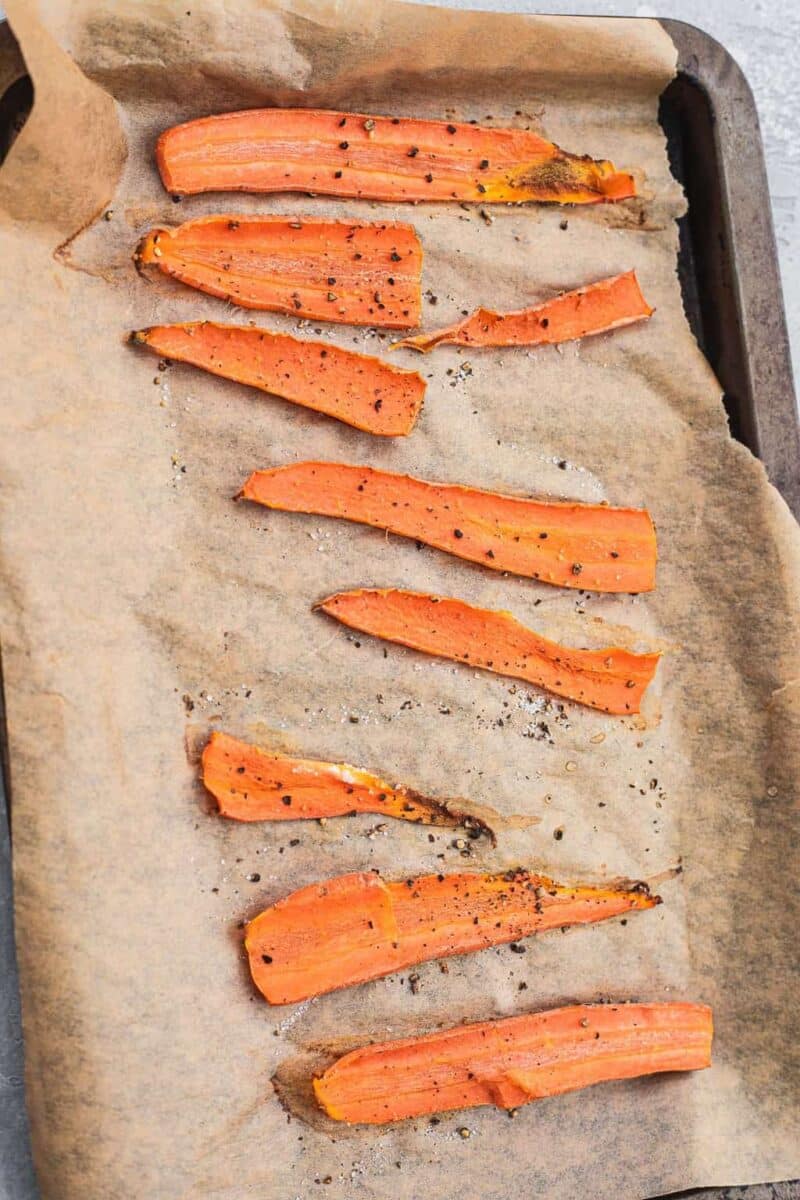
[0,12,798,1200]
[660,16,800,522]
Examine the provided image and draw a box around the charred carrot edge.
[394,271,653,352]
[131,324,425,437]
[202,731,491,837]
[316,589,660,714]
[157,108,636,206]
[241,462,656,593]
[246,868,659,1005]
[313,1002,713,1124]
[135,215,423,329]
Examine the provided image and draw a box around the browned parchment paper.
[1,2,799,1197]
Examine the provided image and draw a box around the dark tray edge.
[659,17,800,520]
[0,644,36,1195]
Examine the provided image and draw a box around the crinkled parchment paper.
[0,2,798,1197]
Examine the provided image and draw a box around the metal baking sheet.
[0,13,797,1200]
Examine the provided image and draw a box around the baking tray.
[0,14,797,1200]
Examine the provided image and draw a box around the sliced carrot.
[314,1002,713,1124]
[240,462,656,592]
[246,869,659,1005]
[135,216,422,328]
[316,589,660,714]
[131,324,424,437]
[202,731,488,834]
[395,271,652,352]
[156,108,635,206]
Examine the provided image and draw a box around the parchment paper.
[1,3,799,1198]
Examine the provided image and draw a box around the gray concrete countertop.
[419,0,799,392]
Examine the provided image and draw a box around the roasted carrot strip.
[241,462,656,592]
[316,589,660,714]
[135,216,422,328]
[395,271,652,352]
[157,108,635,205]
[314,1002,713,1124]
[131,324,424,437]
[202,731,487,834]
[247,869,659,1004]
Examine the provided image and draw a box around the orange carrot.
[202,731,488,834]
[241,462,656,592]
[135,216,422,328]
[156,109,635,205]
[316,589,660,714]
[313,1002,713,1124]
[395,271,652,352]
[246,869,659,1005]
[131,324,424,437]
